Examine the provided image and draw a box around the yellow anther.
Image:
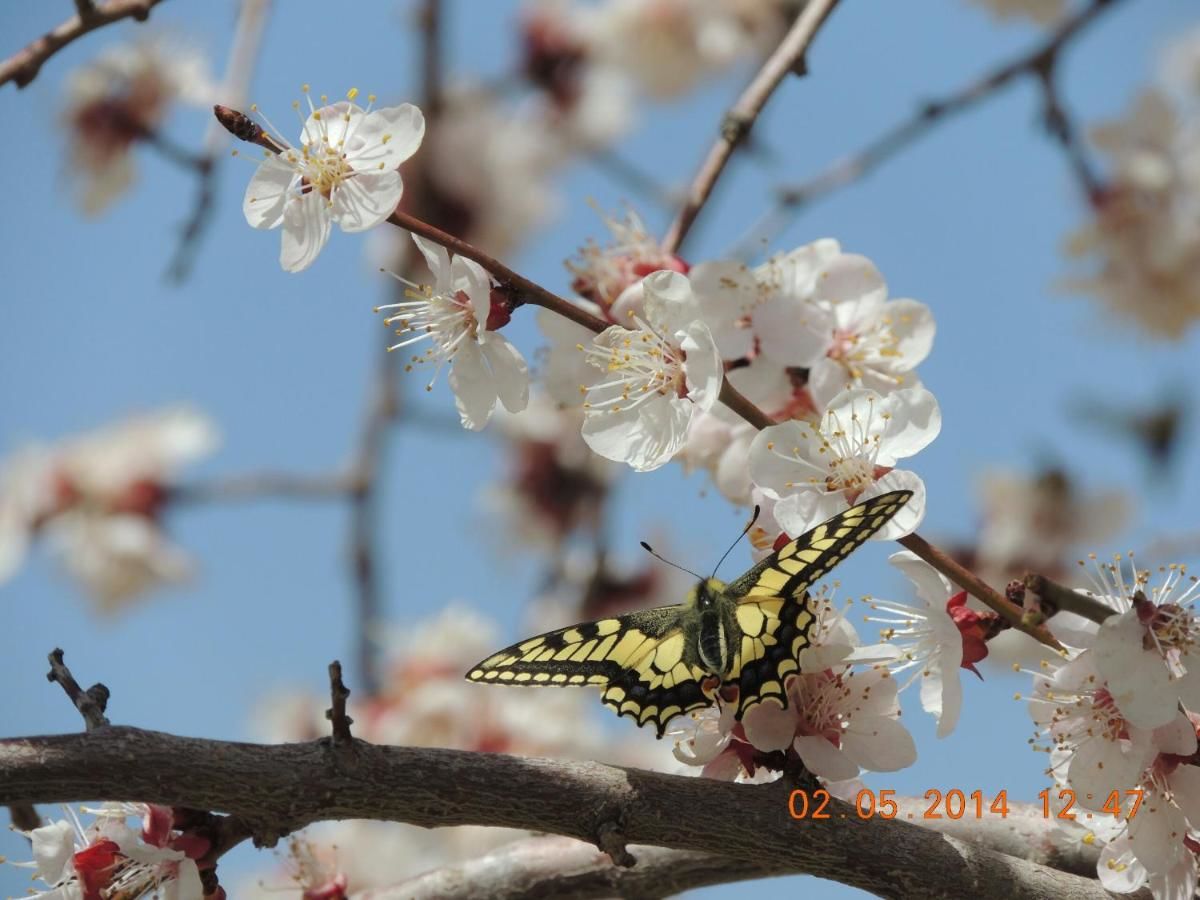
[347,87,360,100]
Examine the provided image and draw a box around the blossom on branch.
[1089,558,1200,729]
[0,408,217,612]
[243,88,425,272]
[1064,90,1200,338]
[63,38,213,215]
[11,804,208,900]
[748,386,940,540]
[377,234,529,431]
[578,270,723,471]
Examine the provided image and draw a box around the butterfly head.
[694,577,727,610]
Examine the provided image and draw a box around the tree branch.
[897,533,1063,649]
[1022,573,1114,626]
[325,660,354,746]
[739,0,1121,252]
[46,649,110,730]
[0,0,168,90]
[0,727,1133,900]
[661,0,841,254]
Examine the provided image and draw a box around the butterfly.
[466,490,912,737]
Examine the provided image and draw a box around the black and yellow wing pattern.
[467,489,911,737]
[723,489,913,718]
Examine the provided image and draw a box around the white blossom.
[63,38,213,214]
[1064,91,1200,338]
[868,552,966,737]
[748,386,940,540]
[1089,559,1200,729]
[377,234,529,431]
[805,254,936,409]
[0,408,217,611]
[579,270,723,471]
[243,88,424,272]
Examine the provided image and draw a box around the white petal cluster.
[62,38,213,214]
[689,239,936,510]
[0,408,217,612]
[243,88,425,272]
[11,804,205,900]
[377,234,529,431]
[749,386,940,540]
[1064,90,1200,338]
[868,552,966,738]
[579,270,723,471]
[1022,554,1200,896]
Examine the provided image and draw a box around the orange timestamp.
[787,787,1145,821]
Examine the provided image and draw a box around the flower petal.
[793,734,859,781]
[582,396,691,472]
[813,254,888,322]
[279,193,332,273]
[411,233,452,292]
[242,156,293,229]
[680,321,723,412]
[878,387,941,464]
[755,297,834,368]
[449,341,498,431]
[331,170,403,233]
[642,270,699,336]
[347,103,426,171]
[480,333,529,415]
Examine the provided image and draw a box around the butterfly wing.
[723,489,913,717]
[726,489,914,601]
[466,606,716,737]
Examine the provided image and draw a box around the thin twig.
[46,649,110,730]
[739,0,1121,252]
[168,472,353,504]
[1023,573,1114,626]
[168,0,273,281]
[661,0,842,254]
[0,0,168,90]
[325,661,354,745]
[897,534,1063,649]
[73,0,98,22]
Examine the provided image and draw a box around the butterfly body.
[467,490,912,737]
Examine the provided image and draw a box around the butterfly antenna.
[639,541,704,581]
[711,505,761,578]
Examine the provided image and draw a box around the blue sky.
[1,1,1198,897]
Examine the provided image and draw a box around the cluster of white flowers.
[1064,73,1200,338]
[1024,556,1200,895]
[672,553,978,781]
[519,0,793,146]
[12,803,211,900]
[0,408,217,612]
[62,38,214,215]
[541,221,940,543]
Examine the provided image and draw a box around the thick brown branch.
[662,0,841,253]
[0,727,1131,899]
[743,0,1121,248]
[46,649,110,730]
[0,0,168,90]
